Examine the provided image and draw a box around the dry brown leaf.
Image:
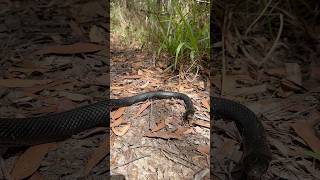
[54,98,77,112]
[197,145,210,156]
[0,79,52,88]
[120,75,141,79]
[182,127,195,135]
[291,121,320,152]
[84,138,109,176]
[174,127,193,135]
[25,80,74,94]
[28,171,45,180]
[222,138,237,156]
[59,91,90,102]
[192,120,210,128]
[9,67,48,75]
[201,99,210,111]
[112,124,130,136]
[74,127,107,139]
[266,68,286,77]
[92,74,109,86]
[229,84,267,96]
[151,119,166,132]
[11,143,57,180]
[34,42,105,55]
[112,107,125,120]
[281,79,307,92]
[111,117,124,127]
[136,102,151,116]
[144,131,183,140]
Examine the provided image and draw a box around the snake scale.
[0,91,271,178]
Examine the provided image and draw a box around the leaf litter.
[211,2,320,179]
[0,0,110,179]
[109,37,210,179]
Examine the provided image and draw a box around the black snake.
[0,91,271,178]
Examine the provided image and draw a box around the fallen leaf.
[291,121,320,152]
[197,145,210,156]
[228,84,267,96]
[84,138,109,176]
[0,79,52,88]
[222,138,237,156]
[266,68,286,77]
[112,123,130,136]
[25,80,74,94]
[112,107,125,120]
[151,119,166,132]
[281,79,307,92]
[92,74,109,86]
[191,120,210,128]
[201,99,210,111]
[34,42,105,55]
[135,102,151,116]
[59,92,90,102]
[28,171,45,180]
[54,98,77,112]
[9,67,48,75]
[174,127,193,135]
[11,143,57,179]
[111,117,124,127]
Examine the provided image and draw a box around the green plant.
[110,0,210,71]
[304,150,320,161]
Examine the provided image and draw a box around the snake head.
[183,108,195,122]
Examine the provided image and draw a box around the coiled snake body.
[0,91,271,178]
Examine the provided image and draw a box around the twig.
[110,155,150,170]
[233,24,260,67]
[245,0,273,36]
[258,13,284,68]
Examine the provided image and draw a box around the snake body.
[211,97,272,178]
[0,91,194,147]
[0,91,271,177]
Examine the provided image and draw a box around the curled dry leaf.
[112,107,125,120]
[112,123,130,136]
[111,116,124,128]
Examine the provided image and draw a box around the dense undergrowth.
[111,0,210,71]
